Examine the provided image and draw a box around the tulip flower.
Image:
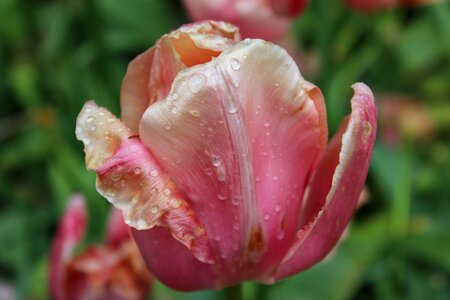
[379,95,435,146]
[49,195,152,299]
[181,0,307,42]
[345,0,443,11]
[76,21,377,291]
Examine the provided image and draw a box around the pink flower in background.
[49,195,152,300]
[76,21,377,291]
[182,0,307,42]
[379,95,435,146]
[345,0,443,11]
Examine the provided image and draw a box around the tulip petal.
[139,39,327,280]
[182,0,291,42]
[106,208,130,248]
[269,0,308,18]
[132,227,219,291]
[275,83,377,280]
[49,195,86,300]
[121,21,240,133]
[76,101,216,264]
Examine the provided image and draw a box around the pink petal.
[132,227,218,291]
[76,101,216,265]
[121,21,240,133]
[106,208,131,248]
[276,83,377,280]
[182,0,291,42]
[269,0,308,18]
[139,39,327,282]
[49,195,86,300]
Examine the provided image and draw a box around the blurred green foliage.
[0,0,449,299]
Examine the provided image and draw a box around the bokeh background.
[0,0,449,299]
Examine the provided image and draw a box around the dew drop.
[75,126,82,134]
[263,120,271,127]
[170,106,179,114]
[217,192,227,201]
[233,223,240,231]
[277,231,285,240]
[227,103,238,114]
[133,167,141,175]
[230,58,241,70]
[150,170,158,177]
[189,110,200,117]
[216,167,226,182]
[211,155,221,167]
[86,116,95,123]
[111,173,120,181]
[86,108,92,113]
[151,206,160,214]
[205,168,214,176]
[263,214,270,221]
[90,125,97,132]
[107,189,117,197]
[163,188,171,196]
[255,176,261,182]
[150,187,158,194]
[98,111,105,116]
[164,124,171,130]
[188,73,206,93]
[172,92,179,100]
[273,175,278,181]
[231,197,240,206]
[84,138,92,145]
[265,131,271,136]
[138,219,148,228]
[169,199,182,208]
[275,204,281,212]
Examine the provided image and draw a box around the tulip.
[76,21,377,291]
[181,0,307,42]
[345,0,443,11]
[379,95,435,146]
[49,195,152,299]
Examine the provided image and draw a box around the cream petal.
[76,101,216,264]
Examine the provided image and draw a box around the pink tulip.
[181,0,307,42]
[49,195,152,299]
[76,21,377,291]
[345,0,443,11]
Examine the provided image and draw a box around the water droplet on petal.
[273,175,278,181]
[263,120,271,127]
[90,125,97,132]
[263,214,270,221]
[230,58,241,70]
[150,170,158,177]
[151,206,159,214]
[133,167,141,175]
[169,199,182,208]
[205,168,213,176]
[107,189,117,197]
[172,92,179,100]
[84,138,92,145]
[211,155,221,167]
[188,73,206,93]
[163,188,171,196]
[189,110,200,117]
[86,116,95,123]
[171,106,179,114]
[217,192,227,201]
[150,187,158,194]
[164,124,171,130]
[227,103,238,114]
[277,231,285,240]
[275,204,281,212]
[111,174,120,181]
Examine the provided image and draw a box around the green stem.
[225,284,243,300]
